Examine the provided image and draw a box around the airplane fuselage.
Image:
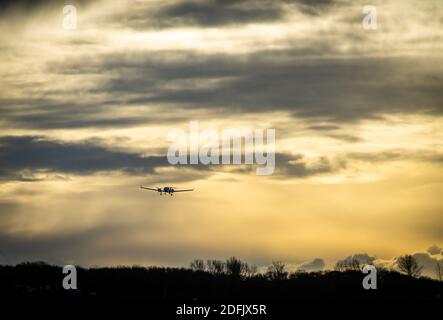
[159,187,174,195]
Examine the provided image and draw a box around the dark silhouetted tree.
[289,269,308,280]
[190,259,205,272]
[266,261,288,280]
[226,257,243,278]
[206,259,226,275]
[334,261,346,271]
[396,255,423,277]
[334,258,361,271]
[435,262,442,281]
[243,263,258,278]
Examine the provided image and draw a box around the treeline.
[0,255,442,302]
[190,258,289,281]
[190,254,438,280]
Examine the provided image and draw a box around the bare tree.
[334,261,346,272]
[206,259,226,275]
[243,263,258,278]
[349,258,362,271]
[435,261,442,281]
[226,257,243,278]
[266,261,288,280]
[396,255,423,278]
[190,259,205,272]
[334,258,361,272]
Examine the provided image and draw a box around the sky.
[0,0,442,277]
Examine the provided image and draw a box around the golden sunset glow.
[0,0,442,277]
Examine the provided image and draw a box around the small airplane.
[140,186,194,196]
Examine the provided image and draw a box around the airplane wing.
[140,185,158,191]
[173,188,194,192]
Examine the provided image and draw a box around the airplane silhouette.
[140,186,194,196]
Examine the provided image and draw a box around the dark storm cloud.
[42,50,443,125]
[0,98,192,130]
[0,0,93,14]
[0,0,95,20]
[131,56,442,122]
[0,136,167,180]
[151,0,283,27]
[0,136,340,181]
[118,0,341,30]
[0,0,58,12]
[0,0,343,29]
[3,23,440,131]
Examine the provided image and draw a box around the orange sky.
[0,0,442,277]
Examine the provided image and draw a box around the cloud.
[295,0,340,16]
[0,135,344,182]
[298,258,325,271]
[336,253,376,266]
[427,245,442,255]
[0,223,214,266]
[2,2,442,132]
[0,0,93,16]
[0,0,58,13]
[151,0,285,28]
[112,0,342,30]
[411,252,443,278]
[333,249,443,280]
[0,98,195,130]
[40,51,443,127]
[0,136,167,180]
[0,0,442,270]
[373,249,443,279]
[348,149,443,165]
[275,153,345,178]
